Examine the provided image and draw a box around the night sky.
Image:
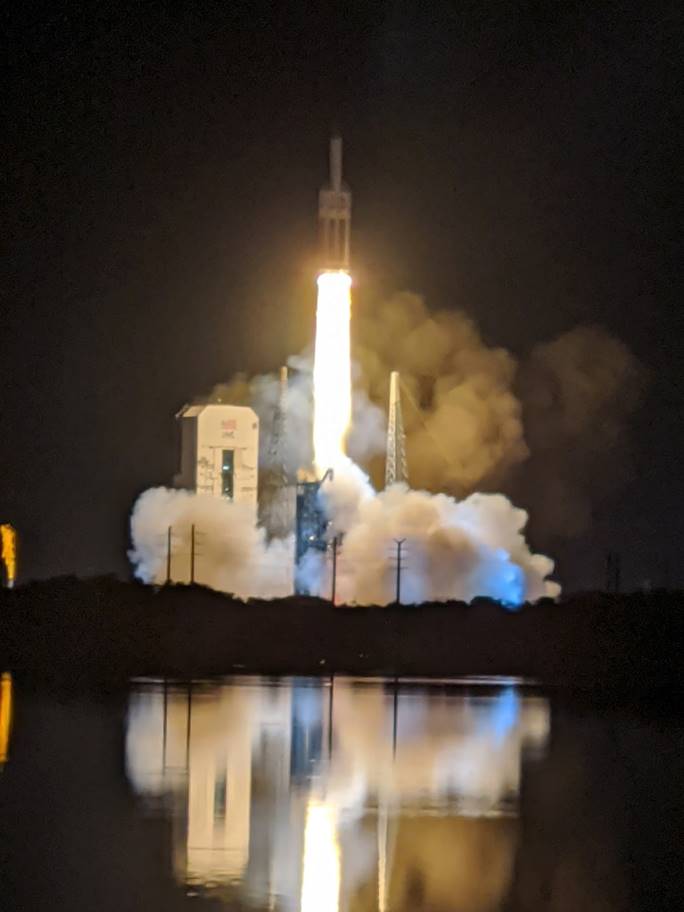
[4,2,682,588]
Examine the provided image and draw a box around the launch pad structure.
[170,134,409,594]
[295,469,333,593]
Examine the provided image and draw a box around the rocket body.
[312,135,353,475]
[318,135,351,270]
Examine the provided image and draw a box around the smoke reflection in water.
[125,677,549,911]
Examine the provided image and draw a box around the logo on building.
[221,418,237,438]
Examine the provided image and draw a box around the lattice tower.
[384,371,409,488]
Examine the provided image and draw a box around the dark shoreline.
[1,577,681,702]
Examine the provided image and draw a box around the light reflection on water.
[125,676,550,911]
[0,672,13,765]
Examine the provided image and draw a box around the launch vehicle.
[318,134,351,270]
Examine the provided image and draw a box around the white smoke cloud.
[129,463,559,605]
[128,487,293,599]
[306,464,559,604]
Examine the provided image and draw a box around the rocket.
[318,134,351,270]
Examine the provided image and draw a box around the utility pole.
[394,538,406,604]
[190,524,196,584]
[331,536,339,604]
[166,526,172,584]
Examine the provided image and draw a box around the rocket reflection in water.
[126,677,549,911]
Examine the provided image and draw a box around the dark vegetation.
[0,577,681,698]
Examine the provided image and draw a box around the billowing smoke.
[351,292,644,513]
[201,292,531,493]
[513,324,646,539]
[204,352,385,477]
[129,487,293,598]
[297,464,559,603]
[129,463,559,604]
[128,291,643,604]
[204,360,312,479]
[353,292,529,493]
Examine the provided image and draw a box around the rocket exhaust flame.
[313,270,352,475]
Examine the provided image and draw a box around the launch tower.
[295,474,331,567]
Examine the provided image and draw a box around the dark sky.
[3,2,682,588]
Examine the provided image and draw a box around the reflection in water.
[301,801,340,912]
[0,672,13,765]
[125,677,549,911]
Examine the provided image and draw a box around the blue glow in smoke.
[497,562,526,609]
[476,551,526,608]
[488,686,520,743]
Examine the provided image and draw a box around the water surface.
[0,675,681,910]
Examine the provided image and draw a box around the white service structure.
[175,403,259,505]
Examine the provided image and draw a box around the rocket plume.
[313,271,352,474]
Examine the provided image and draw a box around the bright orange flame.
[313,271,352,475]
[0,524,16,588]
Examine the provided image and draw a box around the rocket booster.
[318,134,351,270]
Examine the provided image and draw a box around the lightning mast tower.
[385,371,408,488]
